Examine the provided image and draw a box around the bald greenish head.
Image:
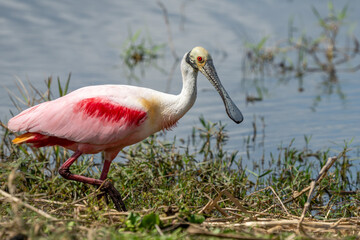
[186,46,244,124]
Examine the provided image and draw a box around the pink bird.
[8,46,243,211]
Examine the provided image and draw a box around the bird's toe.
[100,180,127,212]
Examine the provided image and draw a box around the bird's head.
[186,46,211,71]
[185,46,244,124]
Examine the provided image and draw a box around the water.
[0,0,359,172]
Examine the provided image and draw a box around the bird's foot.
[99,180,127,212]
[97,190,109,205]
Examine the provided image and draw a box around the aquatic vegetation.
[120,29,166,82]
[242,2,359,109]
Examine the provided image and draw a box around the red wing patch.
[74,97,147,126]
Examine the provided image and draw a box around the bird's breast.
[138,96,178,132]
[138,97,161,127]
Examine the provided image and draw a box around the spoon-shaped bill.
[200,60,244,124]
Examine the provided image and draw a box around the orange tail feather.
[12,132,40,144]
[12,132,75,148]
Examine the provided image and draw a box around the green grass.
[0,75,359,239]
[1,119,359,239]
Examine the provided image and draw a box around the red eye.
[197,56,203,62]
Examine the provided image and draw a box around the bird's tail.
[12,132,41,144]
[12,132,75,148]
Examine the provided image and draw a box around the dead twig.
[0,189,57,221]
[297,151,346,232]
[199,190,252,218]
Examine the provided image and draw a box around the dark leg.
[59,151,126,211]
[59,151,102,185]
[97,159,111,204]
[100,159,112,180]
[98,159,127,211]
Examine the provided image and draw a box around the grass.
[0,77,359,239]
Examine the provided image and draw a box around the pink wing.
[8,85,148,145]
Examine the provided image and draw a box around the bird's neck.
[161,58,198,130]
[178,58,198,109]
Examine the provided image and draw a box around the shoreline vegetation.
[0,77,359,240]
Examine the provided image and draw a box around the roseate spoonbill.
[8,46,243,211]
